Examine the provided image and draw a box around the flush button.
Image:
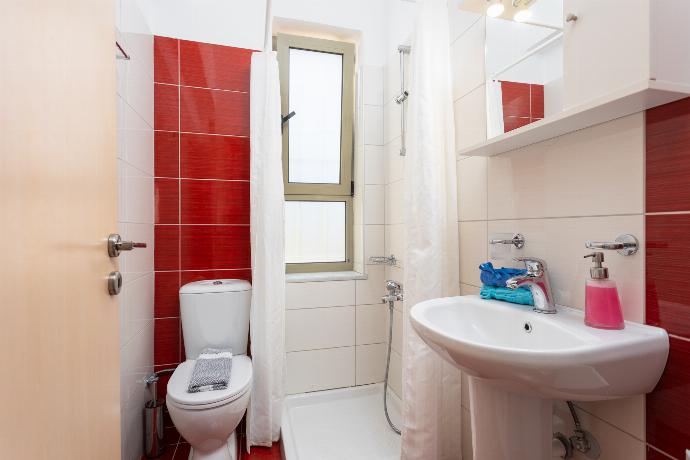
[213,280,223,285]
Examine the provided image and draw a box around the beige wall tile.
[286,280,356,309]
[454,84,487,151]
[385,179,404,225]
[356,265,386,305]
[450,17,485,100]
[460,283,481,296]
[457,156,488,221]
[364,225,385,265]
[388,349,403,397]
[487,215,644,321]
[576,396,644,441]
[356,304,388,345]
[487,113,644,220]
[385,223,405,267]
[459,220,488,287]
[385,136,405,184]
[286,347,356,394]
[285,306,355,352]
[364,184,385,225]
[355,343,387,385]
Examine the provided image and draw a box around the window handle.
[281,111,296,133]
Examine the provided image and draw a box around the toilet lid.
[167,355,252,408]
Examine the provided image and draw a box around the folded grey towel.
[187,348,233,393]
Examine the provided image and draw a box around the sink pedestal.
[469,377,553,460]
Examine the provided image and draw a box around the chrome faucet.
[506,257,556,314]
[382,280,404,303]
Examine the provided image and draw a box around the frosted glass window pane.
[285,201,346,263]
[288,48,343,184]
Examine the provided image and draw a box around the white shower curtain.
[401,0,463,459]
[486,79,505,138]
[247,0,285,448]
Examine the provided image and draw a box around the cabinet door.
[563,0,650,109]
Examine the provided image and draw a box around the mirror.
[484,1,563,138]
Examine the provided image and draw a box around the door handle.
[108,233,147,257]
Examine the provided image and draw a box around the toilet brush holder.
[143,375,166,458]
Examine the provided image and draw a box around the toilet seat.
[167,355,252,410]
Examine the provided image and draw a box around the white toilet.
[166,279,253,460]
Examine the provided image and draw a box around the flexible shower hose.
[384,299,401,435]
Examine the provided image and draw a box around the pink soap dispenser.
[583,252,624,330]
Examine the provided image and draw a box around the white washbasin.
[410,295,669,401]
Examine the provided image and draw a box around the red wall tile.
[180,180,249,225]
[155,84,179,131]
[530,84,544,119]
[646,447,676,460]
[155,131,180,178]
[646,336,690,459]
[646,97,690,213]
[180,86,249,136]
[155,225,180,271]
[501,81,530,118]
[154,318,181,366]
[155,178,179,224]
[181,225,250,271]
[154,37,179,85]
[647,214,690,337]
[504,117,532,133]
[180,134,249,180]
[155,271,181,319]
[180,40,252,91]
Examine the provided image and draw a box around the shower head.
[394,90,409,105]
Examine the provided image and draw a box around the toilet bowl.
[167,279,253,460]
[167,356,252,460]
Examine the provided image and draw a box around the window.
[277,34,355,273]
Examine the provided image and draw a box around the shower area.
[279,17,414,460]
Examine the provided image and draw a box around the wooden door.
[0,1,120,458]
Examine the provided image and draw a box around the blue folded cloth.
[480,285,534,306]
[479,262,527,287]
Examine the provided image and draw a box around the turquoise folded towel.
[480,285,534,306]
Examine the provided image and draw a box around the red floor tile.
[180,40,252,91]
[155,36,179,85]
[180,180,249,225]
[242,443,282,460]
[180,86,249,136]
[180,133,249,181]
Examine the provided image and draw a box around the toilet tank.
[179,279,251,360]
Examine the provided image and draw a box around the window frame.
[277,34,356,273]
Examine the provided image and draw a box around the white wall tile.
[364,184,385,224]
[286,347,356,394]
[457,156,488,221]
[459,221,488,287]
[487,113,644,220]
[363,105,384,146]
[118,222,154,282]
[286,306,355,352]
[364,225,385,265]
[454,84,487,152]
[385,224,405,268]
[121,272,154,346]
[384,100,401,146]
[355,265,386,305]
[356,304,388,345]
[286,280,356,309]
[385,179,404,225]
[362,66,384,106]
[355,343,387,385]
[391,307,402,354]
[448,8,482,44]
[385,137,405,184]
[450,17,486,100]
[121,99,155,176]
[122,163,154,224]
[365,145,385,185]
[487,215,644,321]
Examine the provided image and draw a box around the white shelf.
[458,80,690,157]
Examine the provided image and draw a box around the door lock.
[108,271,123,295]
[108,233,147,257]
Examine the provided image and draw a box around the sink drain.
[523,322,533,333]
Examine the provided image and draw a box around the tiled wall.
[152,36,252,383]
[284,65,389,395]
[645,97,690,460]
[499,80,544,132]
[116,2,155,459]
